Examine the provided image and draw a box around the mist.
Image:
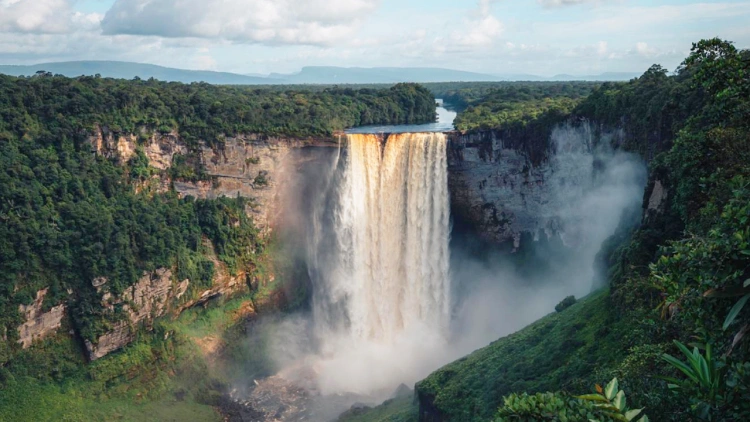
[239,125,647,417]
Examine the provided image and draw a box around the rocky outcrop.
[16,288,66,349]
[87,126,186,166]
[645,179,668,222]
[78,127,327,360]
[173,135,308,233]
[88,127,339,234]
[85,268,175,360]
[84,240,263,360]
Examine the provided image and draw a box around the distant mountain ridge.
[0,61,272,85]
[0,60,640,84]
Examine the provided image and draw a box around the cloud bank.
[101,0,379,46]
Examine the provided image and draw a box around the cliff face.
[85,268,176,360]
[16,289,66,349]
[446,120,629,250]
[88,126,187,168]
[173,134,337,233]
[88,126,340,233]
[81,130,338,359]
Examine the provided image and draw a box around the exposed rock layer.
[16,289,66,349]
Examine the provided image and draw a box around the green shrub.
[556,296,577,313]
[497,378,648,422]
[253,171,269,187]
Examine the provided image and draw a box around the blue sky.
[1,0,749,76]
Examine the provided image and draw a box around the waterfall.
[307,133,451,387]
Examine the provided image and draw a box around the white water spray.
[306,132,452,395]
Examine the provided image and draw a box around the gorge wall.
[446,119,633,251]
[13,119,647,362]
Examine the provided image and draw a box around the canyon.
[13,117,653,365]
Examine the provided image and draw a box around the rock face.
[174,135,331,233]
[88,127,339,234]
[16,288,66,349]
[446,120,629,249]
[74,128,338,360]
[85,243,255,360]
[645,179,668,222]
[85,268,175,360]
[88,126,187,167]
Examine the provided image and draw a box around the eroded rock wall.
[173,135,329,233]
[84,241,259,361]
[447,120,629,250]
[16,288,66,349]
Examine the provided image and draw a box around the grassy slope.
[0,384,219,422]
[0,333,221,422]
[414,290,624,421]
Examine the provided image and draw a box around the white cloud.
[634,41,658,57]
[449,0,504,48]
[0,0,73,33]
[0,0,748,77]
[101,0,380,46]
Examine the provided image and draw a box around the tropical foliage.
[497,378,648,422]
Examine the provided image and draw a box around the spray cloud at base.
[256,128,647,405]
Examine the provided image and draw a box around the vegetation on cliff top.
[427,81,599,112]
[446,82,599,132]
[0,75,435,147]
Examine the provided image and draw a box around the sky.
[1,0,749,76]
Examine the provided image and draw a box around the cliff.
[16,289,67,349]
[12,120,649,360]
[87,126,341,233]
[446,119,629,250]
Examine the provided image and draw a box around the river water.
[345,99,456,134]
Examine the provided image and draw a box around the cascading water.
[251,123,645,419]
[305,132,452,395]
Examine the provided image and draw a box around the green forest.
[0,75,435,147]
